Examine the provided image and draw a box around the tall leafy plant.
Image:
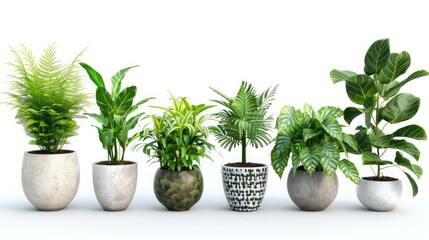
[6,44,88,153]
[80,63,152,164]
[138,94,215,171]
[210,81,278,166]
[331,38,428,196]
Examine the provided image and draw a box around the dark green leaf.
[317,106,343,121]
[96,87,114,118]
[321,118,342,140]
[362,151,392,165]
[303,128,322,142]
[395,152,423,178]
[364,39,390,75]
[385,139,420,160]
[115,86,137,116]
[342,134,359,152]
[271,134,291,179]
[320,140,339,177]
[330,69,356,83]
[344,107,363,125]
[404,171,418,197]
[392,124,427,140]
[300,145,323,175]
[378,52,411,84]
[80,62,105,88]
[339,159,361,185]
[345,75,377,105]
[354,127,371,153]
[384,70,429,98]
[381,93,420,123]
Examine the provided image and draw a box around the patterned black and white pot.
[222,163,268,212]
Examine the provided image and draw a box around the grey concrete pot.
[22,150,80,211]
[93,161,137,211]
[287,168,338,211]
[356,178,402,211]
[222,164,268,212]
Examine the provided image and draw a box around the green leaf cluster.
[138,94,215,171]
[271,104,360,184]
[80,63,153,164]
[6,44,89,153]
[331,38,428,196]
[210,81,278,165]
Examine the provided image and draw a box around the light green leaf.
[321,118,342,140]
[395,152,423,178]
[80,62,105,88]
[84,113,108,126]
[364,39,390,75]
[276,106,295,131]
[300,145,323,175]
[96,87,114,118]
[404,171,418,197]
[381,93,420,124]
[339,159,361,185]
[345,75,377,105]
[320,140,339,177]
[343,133,359,152]
[111,65,138,98]
[270,134,291,179]
[317,106,343,121]
[115,86,137,116]
[378,52,411,84]
[330,69,356,83]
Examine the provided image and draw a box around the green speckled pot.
[154,168,203,211]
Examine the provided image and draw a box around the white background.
[1,0,428,239]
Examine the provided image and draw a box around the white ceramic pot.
[222,164,268,212]
[93,161,137,211]
[356,178,402,211]
[22,150,80,211]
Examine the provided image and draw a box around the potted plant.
[210,81,277,212]
[330,38,428,211]
[5,44,88,210]
[80,62,152,211]
[271,104,360,211]
[138,94,215,211]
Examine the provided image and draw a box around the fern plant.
[210,81,278,166]
[6,44,88,153]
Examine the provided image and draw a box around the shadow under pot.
[92,161,137,211]
[287,167,338,211]
[22,150,80,211]
[222,163,268,212]
[356,177,402,212]
[154,168,203,211]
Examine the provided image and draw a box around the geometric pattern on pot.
[222,164,268,212]
[154,168,203,211]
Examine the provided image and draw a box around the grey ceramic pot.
[93,161,137,211]
[356,178,402,211]
[154,168,203,211]
[222,164,268,212]
[287,168,338,211]
[22,150,80,211]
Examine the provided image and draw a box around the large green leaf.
[317,106,343,121]
[380,93,420,124]
[342,133,359,152]
[339,159,361,185]
[344,107,363,125]
[330,69,356,83]
[303,128,322,142]
[276,106,295,131]
[384,70,429,98]
[291,146,301,177]
[96,87,114,119]
[84,113,108,126]
[111,65,138,98]
[395,152,423,178]
[320,140,339,177]
[362,151,392,165]
[353,127,371,153]
[114,86,137,116]
[364,39,390,75]
[363,97,376,128]
[392,124,427,140]
[378,52,411,84]
[385,139,420,160]
[404,171,418,197]
[80,62,105,88]
[300,145,323,175]
[345,75,377,105]
[321,118,342,140]
[271,135,291,179]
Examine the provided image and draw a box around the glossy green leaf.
[345,75,377,105]
[344,107,363,125]
[271,134,291,179]
[96,87,114,118]
[385,139,420,160]
[114,86,137,116]
[321,118,342,140]
[364,39,390,75]
[276,106,295,131]
[404,171,418,197]
[320,140,339,177]
[84,113,108,126]
[339,159,361,185]
[80,62,105,88]
[363,97,376,128]
[352,127,371,153]
[392,124,427,140]
[362,151,392,165]
[330,69,356,83]
[384,70,429,99]
[303,128,322,142]
[111,65,138,98]
[378,52,411,84]
[317,106,343,121]
[300,145,323,175]
[395,152,423,178]
[291,147,301,177]
[381,93,420,123]
[342,133,359,152]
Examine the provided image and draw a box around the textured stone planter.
[22,150,80,211]
[287,168,338,211]
[154,168,203,211]
[93,161,137,211]
[222,164,268,212]
[356,178,402,211]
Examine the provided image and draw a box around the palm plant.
[6,44,88,153]
[210,81,278,166]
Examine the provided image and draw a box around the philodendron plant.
[80,63,153,164]
[271,104,361,184]
[330,38,428,196]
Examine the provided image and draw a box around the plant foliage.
[331,38,428,196]
[137,94,215,171]
[6,44,88,153]
[210,81,278,165]
[80,63,153,164]
[271,104,361,184]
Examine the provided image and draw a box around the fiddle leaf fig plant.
[271,104,361,184]
[330,38,428,196]
[80,63,153,164]
[210,81,278,166]
[6,44,89,153]
[138,94,215,171]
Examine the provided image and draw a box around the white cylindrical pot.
[356,178,402,211]
[22,150,80,211]
[93,161,137,211]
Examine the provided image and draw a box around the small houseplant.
[271,104,360,211]
[5,44,88,210]
[138,94,215,211]
[210,81,277,212]
[80,62,152,211]
[330,38,428,211]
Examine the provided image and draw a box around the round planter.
[356,177,402,211]
[222,164,268,212]
[92,161,137,211]
[22,150,80,211]
[154,168,203,211]
[287,168,338,211]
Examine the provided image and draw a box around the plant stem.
[241,130,246,166]
[374,73,381,178]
